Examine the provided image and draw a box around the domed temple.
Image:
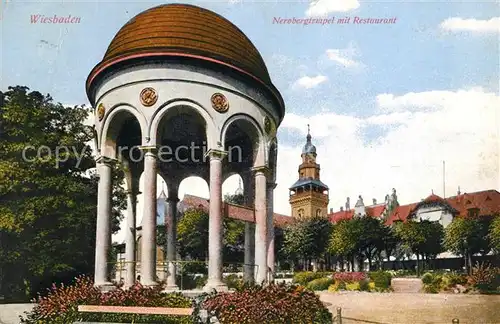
[87,4,284,291]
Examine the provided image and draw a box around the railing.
[108,260,259,290]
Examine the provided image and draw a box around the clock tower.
[289,125,329,218]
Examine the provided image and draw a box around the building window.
[298,208,304,217]
[316,209,321,216]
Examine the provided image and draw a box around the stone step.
[391,278,422,293]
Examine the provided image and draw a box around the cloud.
[440,17,500,33]
[306,0,360,17]
[292,75,328,89]
[324,43,363,69]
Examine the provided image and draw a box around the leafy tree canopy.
[0,86,125,301]
[489,215,500,254]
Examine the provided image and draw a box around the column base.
[203,279,228,293]
[163,284,179,291]
[141,280,159,287]
[95,282,116,292]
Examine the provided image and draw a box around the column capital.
[95,155,118,165]
[267,182,277,190]
[251,166,270,176]
[205,149,228,160]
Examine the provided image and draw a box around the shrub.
[421,273,443,294]
[421,272,434,285]
[203,283,332,324]
[368,282,376,291]
[293,271,330,285]
[369,271,392,289]
[388,269,416,278]
[327,282,345,292]
[468,263,499,292]
[359,279,370,291]
[441,273,467,290]
[446,273,468,286]
[306,278,333,291]
[177,274,198,290]
[333,272,366,283]
[345,282,360,291]
[195,275,207,288]
[20,276,193,324]
[223,274,244,290]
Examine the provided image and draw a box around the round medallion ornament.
[211,93,229,113]
[97,103,105,121]
[140,87,158,107]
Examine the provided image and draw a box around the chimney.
[457,186,461,195]
[340,207,344,212]
[373,198,377,205]
[345,197,350,211]
[329,208,333,213]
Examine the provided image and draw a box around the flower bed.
[20,276,193,324]
[203,283,332,324]
[421,264,500,294]
[327,271,392,292]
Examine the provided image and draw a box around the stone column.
[124,190,137,288]
[165,194,179,290]
[243,173,255,283]
[203,150,228,292]
[140,147,158,286]
[243,223,255,282]
[266,182,277,282]
[94,157,114,288]
[253,166,268,284]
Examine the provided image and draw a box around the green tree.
[175,193,246,263]
[489,216,500,254]
[328,219,362,271]
[420,220,444,270]
[283,216,332,271]
[176,208,209,260]
[379,224,400,269]
[444,216,491,274]
[0,86,125,301]
[394,220,427,275]
[357,217,387,270]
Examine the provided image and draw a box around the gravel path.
[0,304,35,324]
[319,292,500,324]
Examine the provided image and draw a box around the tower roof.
[289,178,329,191]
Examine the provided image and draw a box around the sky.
[1,0,499,243]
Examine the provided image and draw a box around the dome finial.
[302,123,316,155]
[235,178,243,195]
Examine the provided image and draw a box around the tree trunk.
[416,254,420,276]
[464,252,469,275]
[368,256,372,271]
[468,253,473,274]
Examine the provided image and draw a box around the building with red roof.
[328,188,500,228]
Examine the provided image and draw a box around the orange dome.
[86,3,284,119]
